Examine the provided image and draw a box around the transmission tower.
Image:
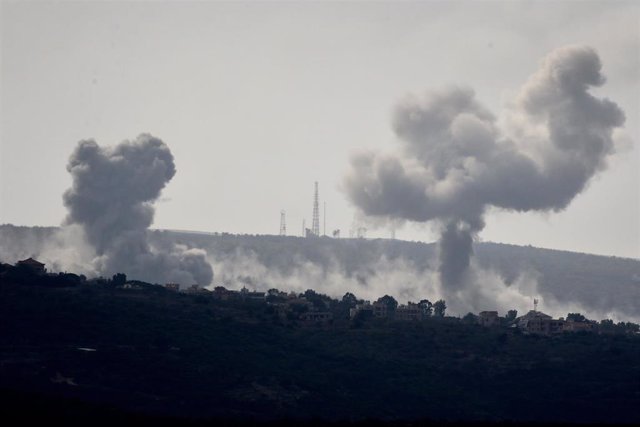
[311,182,320,236]
[279,210,286,236]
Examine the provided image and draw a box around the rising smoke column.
[63,134,213,286]
[344,46,625,306]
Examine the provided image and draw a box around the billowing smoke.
[63,134,213,286]
[344,45,626,311]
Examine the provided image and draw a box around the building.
[17,258,46,275]
[517,310,564,334]
[372,301,390,318]
[563,320,596,333]
[396,303,422,321]
[186,284,209,294]
[240,287,266,301]
[478,311,499,327]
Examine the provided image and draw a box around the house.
[396,303,422,321]
[16,257,46,275]
[517,310,564,334]
[563,320,595,333]
[186,284,209,294]
[240,287,266,301]
[372,301,390,318]
[478,311,499,327]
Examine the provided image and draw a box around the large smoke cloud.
[344,45,625,311]
[63,134,213,286]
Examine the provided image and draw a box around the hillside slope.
[1,278,639,424]
[1,224,639,320]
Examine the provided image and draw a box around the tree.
[303,289,332,310]
[505,309,518,322]
[341,292,358,309]
[376,295,398,312]
[112,273,127,287]
[462,312,477,324]
[567,313,586,323]
[418,299,433,317]
[433,299,446,317]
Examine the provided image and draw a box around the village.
[2,256,640,425]
[4,257,638,336]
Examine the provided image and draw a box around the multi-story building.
[396,303,422,321]
[478,311,499,327]
[517,310,564,334]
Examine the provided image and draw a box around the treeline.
[3,258,638,336]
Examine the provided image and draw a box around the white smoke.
[207,247,441,304]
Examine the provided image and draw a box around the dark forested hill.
[0,277,639,425]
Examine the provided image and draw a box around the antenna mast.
[312,182,320,236]
[279,210,286,236]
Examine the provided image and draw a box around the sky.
[1,0,639,259]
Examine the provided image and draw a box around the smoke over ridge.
[62,134,213,286]
[344,45,626,311]
[1,225,638,322]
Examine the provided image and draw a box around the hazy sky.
[1,0,639,258]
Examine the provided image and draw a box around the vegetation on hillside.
[1,267,639,424]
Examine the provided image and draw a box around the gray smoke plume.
[344,45,625,306]
[63,134,213,286]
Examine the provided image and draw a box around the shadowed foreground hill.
[1,277,639,424]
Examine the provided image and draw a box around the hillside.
[158,230,640,320]
[1,224,639,320]
[1,276,639,424]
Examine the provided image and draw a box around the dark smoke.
[438,221,475,290]
[63,134,213,286]
[344,46,625,303]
